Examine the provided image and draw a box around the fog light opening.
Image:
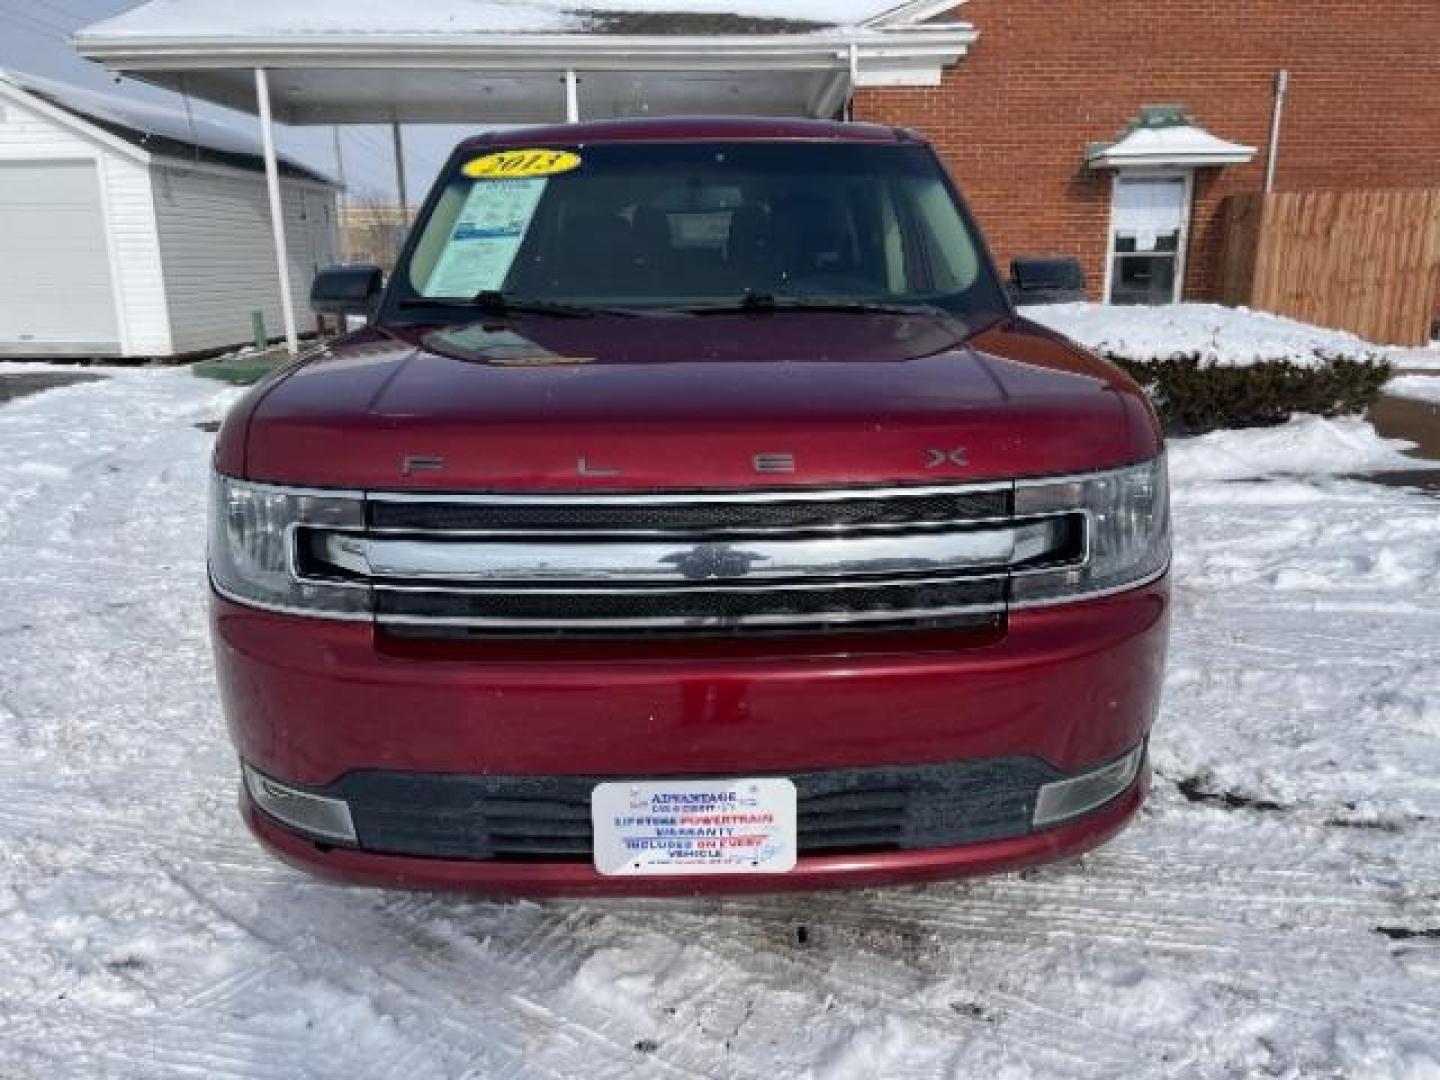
[243,764,357,843]
[1033,744,1144,828]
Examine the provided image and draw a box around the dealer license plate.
[591,778,798,876]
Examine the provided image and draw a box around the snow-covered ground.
[1386,375,1440,404]
[1165,414,1435,483]
[1025,302,1440,371]
[1388,347,1440,373]
[2,366,1438,1080]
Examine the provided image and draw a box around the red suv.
[209,118,1169,895]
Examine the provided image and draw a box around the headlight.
[208,474,370,618]
[1011,457,1170,606]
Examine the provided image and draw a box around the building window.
[1106,172,1191,305]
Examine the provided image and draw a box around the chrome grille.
[298,485,1085,637]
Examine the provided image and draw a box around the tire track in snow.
[579,809,1433,1077]
[592,894,1144,1078]
[154,866,470,1080]
[0,378,229,772]
[360,899,732,1080]
[158,869,731,1080]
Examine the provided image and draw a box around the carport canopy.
[75,0,977,352]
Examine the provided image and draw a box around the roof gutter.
[74,27,977,77]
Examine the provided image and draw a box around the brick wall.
[854,1,1440,302]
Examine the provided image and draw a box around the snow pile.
[1386,344,1440,371]
[2,366,1439,1078]
[1385,374,1440,403]
[1167,414,1433,483]
[1025,302,1387,369]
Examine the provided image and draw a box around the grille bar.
[367,485,1012,536]
[325,521,1058,584]
[374,577,1007,629]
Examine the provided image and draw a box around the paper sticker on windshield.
[422,177,547,297]
[462,149,581,181]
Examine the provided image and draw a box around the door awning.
[1087,106,1256,169]
[73,1,978,124]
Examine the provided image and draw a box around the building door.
[1105,172,1192,305]
[0,160,119,353]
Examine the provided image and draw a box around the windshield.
[390,140,1008,318]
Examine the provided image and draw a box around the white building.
[0,69,340,359]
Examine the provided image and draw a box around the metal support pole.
[330,125,347,261]
[391,120,408,215]
[565,69,580,123]
[254,67,299,355]
[846,42,859,121]
[1265,69,1289,194]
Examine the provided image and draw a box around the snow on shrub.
[1022,303,1392,432]
[1023,303,1387,369]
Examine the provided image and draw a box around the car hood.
[223,312,1161,490]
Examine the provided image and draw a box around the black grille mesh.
[315,756,1063,861]
[376,578,1006,625]
[368,489,1010,534]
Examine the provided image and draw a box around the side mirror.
[310,264,384,319]
[1009,256,1086,306]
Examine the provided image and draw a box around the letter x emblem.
[925,448,969,469]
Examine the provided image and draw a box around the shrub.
[1106,354,1393,434]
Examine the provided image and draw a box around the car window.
[397,140,1006,317]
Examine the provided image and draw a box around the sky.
[0,0,468,202]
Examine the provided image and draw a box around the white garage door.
[0,160,119,353]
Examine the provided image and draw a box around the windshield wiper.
[399,291,637,318]
[674,291,959,320]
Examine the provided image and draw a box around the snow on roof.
[79,0,917,40]
[1086,105,1255,169]
[0,69,333,185]
[73,2,978,125]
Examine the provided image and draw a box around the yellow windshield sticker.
[462,149,582,180]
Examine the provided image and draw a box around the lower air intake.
[304,757,1068,861]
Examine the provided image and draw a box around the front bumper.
[242,763,1148,896]
[212,577,1167,893]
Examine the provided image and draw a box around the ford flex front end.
[209,118,1169,895]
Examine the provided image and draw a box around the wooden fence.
[1220,188,1440,346]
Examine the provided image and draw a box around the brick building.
[856,0,1440,304]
